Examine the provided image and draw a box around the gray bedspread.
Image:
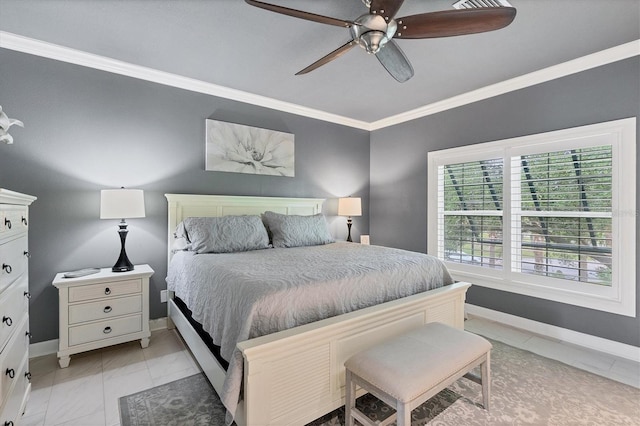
[166,242,453,422]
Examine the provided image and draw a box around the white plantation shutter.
[438,159,503,269]
[427,118,635,316]
[511,146,613,286]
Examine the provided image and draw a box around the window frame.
[427,118,636,316]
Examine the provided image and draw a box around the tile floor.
[22,317,639,426]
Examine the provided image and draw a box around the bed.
[165,194,471,426]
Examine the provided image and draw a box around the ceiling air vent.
[453,0,513,9]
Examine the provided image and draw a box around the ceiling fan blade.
[369,0,405,21]
[395,7,516,39]
[245,0,353,28]
[375,40,414,83]
[296,40,358,75]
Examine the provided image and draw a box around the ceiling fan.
[245,0,516,83]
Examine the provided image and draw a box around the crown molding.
[0,31,371,131]
[1,31,638,132]
[370,39,640,130]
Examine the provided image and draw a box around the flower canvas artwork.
[206,120,295,176]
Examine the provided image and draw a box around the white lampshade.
[100,189,146,219]
[338,197,362,217]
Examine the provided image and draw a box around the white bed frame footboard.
[165,194,471,426]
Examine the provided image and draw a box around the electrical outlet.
[160,290,167,303]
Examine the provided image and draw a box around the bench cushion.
[344,322,491,402]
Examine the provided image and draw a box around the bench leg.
[481,351,491,411]
[396,402,412,426]
[345,370,356,426]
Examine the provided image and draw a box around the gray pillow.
[262,211,334,248]
[182,215,269,254]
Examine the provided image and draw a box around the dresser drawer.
[0,353,28,426]
[68,314,142,347]
[0,205,28,240]
[0,236,28,294]
[68,294,142,325]
[0,276,28,352]
[68,278,141,303]
[0,317,28,406]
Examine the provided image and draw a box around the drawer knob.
[5,368,14,379]
[103,306,112,313]
[1,264,11,274]
[103,326,112,334]
[26,331,32,339]
[23,251,30,258]
[4,218,11,229]
[25,371,31,381]
[104,287,111,295]
[21,216,27,226]
[24,291,31,299]
[2,316,12,327]
[5,421,14,426]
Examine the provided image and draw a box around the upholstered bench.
[344,322,492,426]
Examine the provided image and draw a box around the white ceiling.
[0,0,639,127]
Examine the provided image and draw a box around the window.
[427,118,636,316]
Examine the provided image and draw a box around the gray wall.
[0,49,370,344]
[370,58,640,347]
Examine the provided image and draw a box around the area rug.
[119,339,640,425]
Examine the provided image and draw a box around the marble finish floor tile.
[24,329,200,426]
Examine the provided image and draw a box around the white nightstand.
[52,265,154,368]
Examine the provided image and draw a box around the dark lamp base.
[112,264,134,273]
[112,221,135,272]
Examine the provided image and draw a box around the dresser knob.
[23,251,30,258]
[21,216,27,226]
[5,421,14,426]
[103,326,112,334]
[24,291,31,299]
[1,264,11,274]
[2,317,12,327]
[4,218,11,229]
[103,306,112,313]
[24,371,31,381]
[104,287,111,295]
[5,368,14,379]
[26,331,32,339]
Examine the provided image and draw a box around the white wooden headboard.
[165,194,325,263]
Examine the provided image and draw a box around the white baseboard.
[149,317,168,331]
[29,318,169,359]
[30,339,59,358]
[466,304,640,362]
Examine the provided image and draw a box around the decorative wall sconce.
[0,106,24,145]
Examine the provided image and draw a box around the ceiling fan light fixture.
[359,30,387,53]
[350,13,396,54]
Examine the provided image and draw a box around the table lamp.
[100,188,145,272]
[338,197,362,242]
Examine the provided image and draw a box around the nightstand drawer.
[68,294,142,324]
[68,314,142,346]
[0,236,28,294]
[68,278,141,302]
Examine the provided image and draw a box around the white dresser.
[52,265,153,368]
[0,189,36,426]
